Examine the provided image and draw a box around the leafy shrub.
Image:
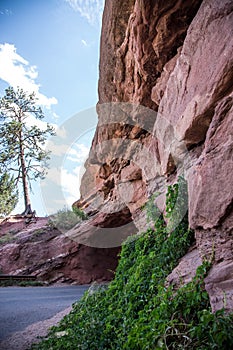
[0,280,44,287]
[32,180,233,350]
[0,232,16,244]
[72,205,87,220]
[48,207,86,231]
[32,228,45,236]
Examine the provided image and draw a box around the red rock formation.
[1,1,232,307]
[0,218,119,284]
[76,0,233,312]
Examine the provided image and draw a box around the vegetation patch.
[0,172,18,217]
[48,207,87,231]
[0,279,44,287]
[0,232,17,245]
[32,179,233,349]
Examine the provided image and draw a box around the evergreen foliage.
[0,172,18,217]
[0,86,55,214]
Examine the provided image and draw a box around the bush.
[0,231,17,245]
[72,205,87,220]
[0,280,44,287]
[48,207,86,231]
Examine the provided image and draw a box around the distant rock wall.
[77,0,233,312]
[0,218,119,284]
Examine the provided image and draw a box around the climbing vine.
[32,179,233,350]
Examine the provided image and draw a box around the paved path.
[0,285,89,341]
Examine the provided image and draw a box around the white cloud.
[43,143,88,207]
[61,166,82,204]
[41,140,89,211]
[47,142,70,156]
[81,39,88,46]
[65,0,104,25]
[45,165,82,207]
[52,112,60,121]
[46,139,89,160]
[26,114,56,131]
[66,143,89,163]
[55,126,67,138]
[0,43,57,108]
[45,167,63,186]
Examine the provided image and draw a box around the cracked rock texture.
[76,0,233,312]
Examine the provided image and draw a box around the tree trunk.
[22,204,32,216]
[19,119,32,215]
[20,151,32,215]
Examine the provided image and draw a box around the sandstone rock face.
[77,0,233,312]
[0,218,119,284]
[166,246,202,287]
[99,0,202,108]
[2,0,232,307]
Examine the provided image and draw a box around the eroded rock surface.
[76,0,233,312]
[0,218,119,284]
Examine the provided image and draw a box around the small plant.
[48,207,86,231]
[32,228,45,236]
[0,226,24,245]
[72,205,87,220]
[8,228,20,235]
[0,232,16,244]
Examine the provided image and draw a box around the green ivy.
[142,192,161,225]
[32,180,233,350]
[166,175,189,232]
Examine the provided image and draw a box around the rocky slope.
[74,0,233,312]
[0,217,119,284]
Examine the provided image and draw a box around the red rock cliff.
[76,0,233,312]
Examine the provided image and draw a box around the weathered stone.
[0,218,120,284]
[99,0,202,108]
[189,96,233,230]
[155,0,233,174]
[120,162,142,182]
[75,0,233,312]
[166,246,202,287]
[205,260,233,314]
[151,48,182,106]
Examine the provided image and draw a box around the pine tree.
[0,172,18,217]
[0,86,55,215]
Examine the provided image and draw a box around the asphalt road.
[0,285,89,341]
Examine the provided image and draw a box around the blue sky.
[0,0,104,215]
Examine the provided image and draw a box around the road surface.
[0,285,89,341]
